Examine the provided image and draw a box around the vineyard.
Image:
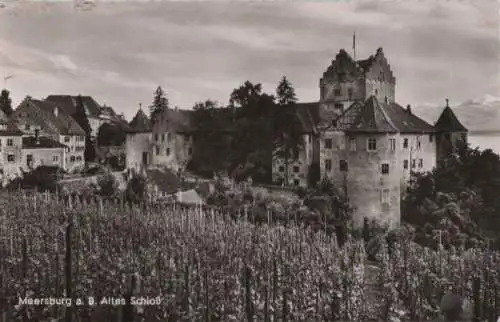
[0,191,499,321]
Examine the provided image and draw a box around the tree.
[97,122,126,146]
[73,95,95,162]
[125,173,147,204]
[229,81,263,108]
[0,89,13,117]
[273,77,304,186]
[149,86,169,124]
[97,173,118,197]
[275,76,297,106]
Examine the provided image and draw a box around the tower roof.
[128,108,151,133]
[435,103,468,133]
[333,96,435,134]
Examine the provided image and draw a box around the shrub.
[97,173,119,197]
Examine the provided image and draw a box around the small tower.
[435,98,468,162]
[125,104,152,171]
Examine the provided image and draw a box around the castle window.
[375,89,378,95]
[334,88,341,96]
[7,154,15,163]
[167,133,172,142]
[279,165,284,172]
[429,134,434,142]
[403,160,408,169]
[161,133,165,142]
[389,138,396,151]
[381,163,389,175]
[70,156,76,162]
[367,138,377,151]
[349,137,357,151]
[334,103,343,111]
[416,136,422,149]
[418,159,423,168]
[340,160,348,172]
[293,150,299,159]
[188,147,192,155]
[294,179,300,186]
[7,139,13,146]
[76,156,82,161]
[325,159,332,171]
[403,138,408,149]
[166,148,170,156]
[381,189,390,205]
[293,166,300,173]
[53,155,58,162]
[154,134,158,142]
[156,147,160,155]
[411,159,416,169]
[325,139,332,149]
[25,124,30,131]
[308,135,312,143]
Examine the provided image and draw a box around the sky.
[0,0,499,121]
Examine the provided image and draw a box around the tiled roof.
[292,103,319,133]
[334,96,434,134]
[435,106,468,133]
[45,95,102,118]
[13,99,86,136]
[157,108,194,133]
[146,168,181,194]
[23,136,67,149]
[128,109,151,133]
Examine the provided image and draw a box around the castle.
[125,47,468,227]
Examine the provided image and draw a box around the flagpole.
[353,32,356,61]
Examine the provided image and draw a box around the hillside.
[413,94,500,133]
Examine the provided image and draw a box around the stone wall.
[125,132,152,170]
[150,132,193,171]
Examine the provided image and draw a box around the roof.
[146,168,181,194]
[45,95,102,118]
[23,136,67,149]
[283,103,319,133]
[175,189,204,205]
[18,99,86,136]
[128,109,151,133]
[334,96,435,134]
[157,108,194,133]
[435,106,468,133]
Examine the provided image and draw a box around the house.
[271,47,467,228]
[150,107,194,171]
[125,108,152,171]
[13,97,86,172]
[21,130,66,170]
[45,95,124,140]
[0,109,24,180]
[272,103,319,187]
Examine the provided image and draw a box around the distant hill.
[413,94,500,134]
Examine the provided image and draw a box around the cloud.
[0,0,498,121]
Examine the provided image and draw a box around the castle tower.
[125,105,152,171]
[319,47,396,123]
[434,99,468,162]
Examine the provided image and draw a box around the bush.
[97,173,119,197]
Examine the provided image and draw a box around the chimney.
[35,129,40,144]
[406,104,412,114]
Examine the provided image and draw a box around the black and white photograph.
[0,0,500,321]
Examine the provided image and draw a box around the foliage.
[96,173,118,197]
[149,86,169,124]
[6,166,62,192]
[0,89,13,117]
[97,122,126,146]
[1,192,499,321]
[125,173,147,204]
[404,143,500,250]
[272,77,304,186]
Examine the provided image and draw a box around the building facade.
[125,108,152,171]
[0,112,24,180]
[21,133,66,169]
[271,47,467,228]
[13,97,86,172]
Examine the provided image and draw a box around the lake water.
[468,134,500,154]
